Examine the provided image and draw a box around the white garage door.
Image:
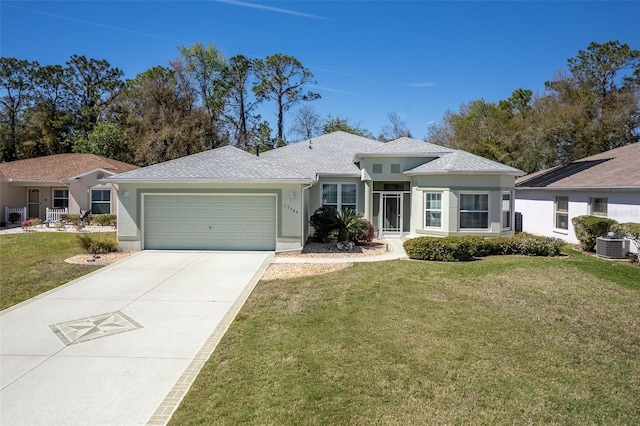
[144,194,276,250]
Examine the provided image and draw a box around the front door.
[28,188,40,219]
[382,193,402,233]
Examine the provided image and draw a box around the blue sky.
[1,1,639,140]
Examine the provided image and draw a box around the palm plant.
[336,208,366,242]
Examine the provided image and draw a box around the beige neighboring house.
[0,153,138,224]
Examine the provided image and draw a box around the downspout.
[300,177,316,248]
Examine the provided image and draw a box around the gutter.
[103,178,314,185]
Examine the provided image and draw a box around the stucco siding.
[410,174,516,238]
[116,182,305,252]
[515,189,639,253]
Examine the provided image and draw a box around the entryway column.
[364,180,373,220]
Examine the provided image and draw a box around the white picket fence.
[4,207,26,224]
[46,207,68,222]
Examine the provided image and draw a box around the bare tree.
[289,105,322,141]
[379,112,411,141]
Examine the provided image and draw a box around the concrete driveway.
[0,251,273,426]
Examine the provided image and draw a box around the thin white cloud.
[215,0,327,20]
[404,82,439,87]
[312,85,358,96]
[1,3,193,44]
[308,66,376,82]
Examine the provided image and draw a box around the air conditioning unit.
[596,237,630,259]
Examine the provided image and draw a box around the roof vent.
[309,139,312,149]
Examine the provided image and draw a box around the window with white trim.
[322,183,357,212]
[424,192,442,228]
[590,197,608,217]
[459,193,489,229]
[52,189,69,209]
[555,196,568,230]
[91,189,111,214]
[502,192,512,230]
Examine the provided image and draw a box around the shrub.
[335,209,366,242]
[611,222,640,261]
[309,206,339,242]
[91,214,117,226]
[77,234,119,254]
[572,215,618,252]
[61,214,81,225]
[30,218,43,227]
[354,219,376,244]
[404,233,565,262]
[8,212,21,224]
[404,236,477,261]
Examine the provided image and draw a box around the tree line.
[2,40,638,172]
[0,43,320,165]
[426,41,640,173]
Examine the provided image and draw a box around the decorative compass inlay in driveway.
[49,311,143,346]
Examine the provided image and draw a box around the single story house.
[107,131,523,252]
[0,153,138,224]
[515,143,640,253]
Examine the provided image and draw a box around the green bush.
[404,236,477,261]
[611,222,640,261]
[91,214,117,226]
[404,233,565,262]
[572,215,618,252]
[77,234,119,254]
[61,214,81,225]
[309,206,339,242]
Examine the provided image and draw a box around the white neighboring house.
[515,143,640,254]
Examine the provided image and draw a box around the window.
[502,192,512,230]
[390,164,401,174]
[424,193,442,228]
[590,197,608,217]
[459,193,489,229]
[372,164,382,174]
[322,183,357,212]
[53,189,69,209]
[555,196,568,230]
[91,189,111,214]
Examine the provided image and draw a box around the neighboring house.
[107,131,523,252]
[0,153,138,224]
[515,143,640,253]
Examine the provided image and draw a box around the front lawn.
[171,252,640,425]
[0,232,115,310]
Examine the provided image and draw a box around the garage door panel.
[144,194,276,250]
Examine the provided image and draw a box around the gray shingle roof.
[405,150,524,176]
[354,137,454,158]
[106,145,309,182]
[260,131,383,178]
[516,143,640,188]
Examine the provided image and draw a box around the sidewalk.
[272,238,407,264]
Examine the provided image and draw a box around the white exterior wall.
[515,189,640,254]
[116,182,304,252]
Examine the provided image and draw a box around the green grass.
[0,232,116,310]
[171,253,640,425]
